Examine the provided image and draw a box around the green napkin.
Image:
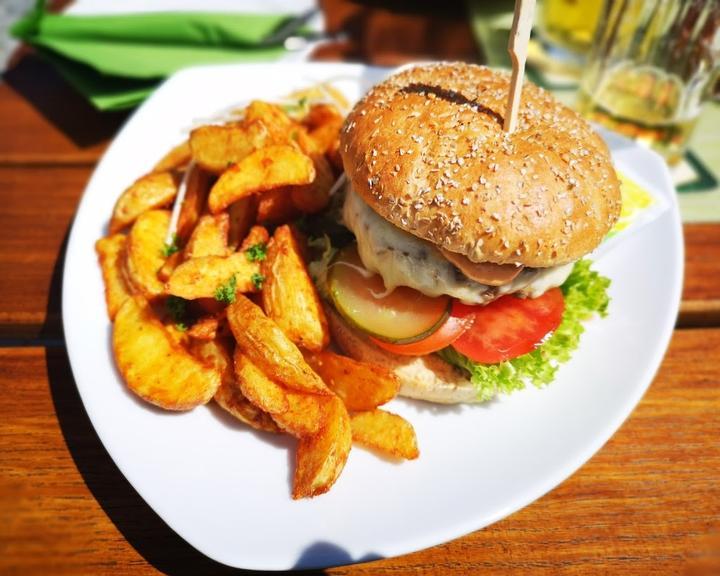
[11,0,309,110]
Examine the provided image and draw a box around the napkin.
[11,0,313,110]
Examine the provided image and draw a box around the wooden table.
[1,5,719,574]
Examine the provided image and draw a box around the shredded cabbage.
[437,259,611,401]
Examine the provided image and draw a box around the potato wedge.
[227,196,258,250]
[277,392,325,438]
[189,120,268,174]
[208,145,315,214]
[113,296,221,410]
[156,250,182,283]
[303,103,344,156]
[188,339,280,433]
[226,294,330,396]
[293,395,351,499]
[215,376,281,433]
[234,348,289,415]
[256,187,300,224]
[261,225,328,352]
[290,153,335,214]
[95,234,132,320]
[184,213,229,259]
[303,350,400,411]
[110,172,178,234]
[239,225,270,252]
[176,164,212,242]
[125,209,171,299]
[233,348,324,436]
[154,140,191,172]
[186,314,221,340]
[166,252,260,300]
[292,126,321,156]
[350,410,419,460]
[244,100,294,138]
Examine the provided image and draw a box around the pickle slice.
[327,244,450,344]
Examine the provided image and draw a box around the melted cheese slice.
[343,186,573,304]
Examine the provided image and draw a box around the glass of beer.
[538,0,604,58]
[577,0,720,165]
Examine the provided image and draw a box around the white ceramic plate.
[62,63,683,571]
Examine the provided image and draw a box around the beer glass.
[577,0,720,164]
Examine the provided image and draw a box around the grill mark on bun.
[399,83,505,127]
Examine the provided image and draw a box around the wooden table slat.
[0,56,126,167]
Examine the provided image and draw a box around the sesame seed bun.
[340,63,621,268]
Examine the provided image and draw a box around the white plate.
[62,63,683,571]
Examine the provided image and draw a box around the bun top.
[340,63,621,268]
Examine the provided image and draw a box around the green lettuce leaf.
[437,259,611,401]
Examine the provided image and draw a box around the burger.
[311,62,621,404]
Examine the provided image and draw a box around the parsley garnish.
[165,295,189,331]
[214,275,237,304]
[162,233,180,257]
[245,242,268,262]
[251,272,265,290]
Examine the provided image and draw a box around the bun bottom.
[325,305,482,404]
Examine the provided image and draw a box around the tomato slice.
[451,288,565,364]
[370,309,471,356]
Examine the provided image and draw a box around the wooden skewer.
[503,0,536,133]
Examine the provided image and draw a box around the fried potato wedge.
[239,225,270,252]
[226,294,330,395]
[293,395,351,499]
[176,164,212,241]
[208,145,315,214]
[156,250,182,283]
[189,120,268,174]
[184,213,229,259]
[303,103,344,156]
[227,196,258,250]
[234,348,288,415]
[186,314,221,340]
[215,375,281,433]
[125,209,171,299]
[188,339,280,433]
[290,153,335,214]
[110,172,178,234]
[303,350,400,411]
[257,187,300,224]
[95,234,132,320]
[154,140,191,172]
[113,296,221,410]
[233,348,324,436]
[277,392,325,438]
[262,225,328,351]
[244,100,293,137]
[166,252,260,299]
[350,410,419,460]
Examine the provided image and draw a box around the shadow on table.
[3,52,128,150]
